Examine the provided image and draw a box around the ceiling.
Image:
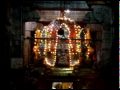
[33,1,91,22]
[11,0,112,23]
[36,10,91,22]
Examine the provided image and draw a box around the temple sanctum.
[3,0,118,89]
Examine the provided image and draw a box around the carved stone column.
[24,30,31,67]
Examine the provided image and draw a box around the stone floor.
[10,66,117,90]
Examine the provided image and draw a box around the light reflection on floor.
[52,82,73,89]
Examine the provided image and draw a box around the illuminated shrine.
[33,12,94,68]
[8,1,116,89]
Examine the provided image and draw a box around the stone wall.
[84,4,113,67]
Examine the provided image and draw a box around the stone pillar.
[90,5,113,67]
[23,31,31,67]
[23,22,37,67]
[101,25,113,63]
[86,24,103,63]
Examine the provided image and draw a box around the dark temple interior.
[2,0,118,89]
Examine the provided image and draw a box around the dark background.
[1,0,119,89]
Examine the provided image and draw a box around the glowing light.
[32,13,94,67]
